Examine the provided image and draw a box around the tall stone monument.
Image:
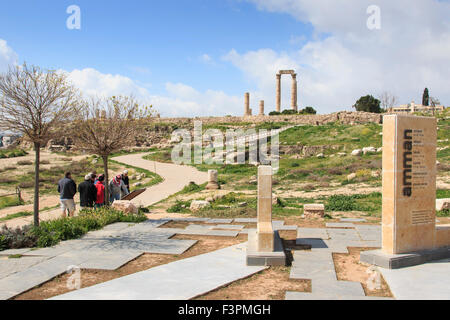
[244,92,251,116]
[276,70,298,113]
[361,115,450,268]
[247,166,286,266]
[259,100,265,116]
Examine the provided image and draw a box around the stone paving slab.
[233,218,257,223]
[213,224,245,230]
[379,258,450,300]
[205,219,234,224]
[21,245,74,258]
[297,228,329,240]
[51,243,266,300]
[0,255,87,300]
[354,225,381,241]
[285,291,394,300]
[0,248,32,256]
[327,228,360,241]
[0,256,48,280]
[177,229,239,237]
[101,222,135,232]
[340,218,367,223]
[326,223,355,228]
[312,278,365,296]
[79,250,143,270]
[170,218,211,222]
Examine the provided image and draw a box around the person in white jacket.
[109,175,129,203]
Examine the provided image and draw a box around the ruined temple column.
[291,74,298,112]
[276,74,281,113]
[259,100,265,116]
[244,92,250,116]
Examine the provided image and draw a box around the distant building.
[0,135,21,148]
[389,101,445,114]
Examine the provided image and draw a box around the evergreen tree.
[353,95,381,113]
[422,88,429,106]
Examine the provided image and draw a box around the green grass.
[0,196,24,210]
[0,149,28,159]
[437,189,450,199]
[0,211,32,223]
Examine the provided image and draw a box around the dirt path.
[112,153,208,207]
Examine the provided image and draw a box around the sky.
[0,0,449,117]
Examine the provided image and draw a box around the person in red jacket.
[95,174,106,208]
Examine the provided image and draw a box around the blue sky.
[0,1,449,117]
[0,0,312,94]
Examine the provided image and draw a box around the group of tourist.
[57,170,131,218]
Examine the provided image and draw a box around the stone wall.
[149,111,383,126]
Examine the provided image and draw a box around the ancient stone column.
[259,100,265,116]
[291,74,298,112]
[244,92,250,116]
[257,165,274,252]
[276,74,281,113]
[206,169,219,190]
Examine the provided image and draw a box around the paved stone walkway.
[51,243,266,300]
[0,218,293,300]
[287,222,393,300]
[112,153,208,207]
[378,258,450,300]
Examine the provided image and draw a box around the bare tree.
[71,96,153,205]
[430,96,441,116]
[379,91,398,112]
[0,64,80,226]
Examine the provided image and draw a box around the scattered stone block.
[303,204,325,218]
[436,198,450,211]
[189,200,210,212]
[111,200,138,215]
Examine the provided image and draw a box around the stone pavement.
[287,222,392,300]
[0,217,294,300]
[378,258,450,300]
[51,243,266,300]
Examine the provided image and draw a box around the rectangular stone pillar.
[257,165,274,252]
[382,115,437,254]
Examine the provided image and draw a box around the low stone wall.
[150,111,383,126]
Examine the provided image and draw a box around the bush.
[167,200,191,213]
[269,111,281,116]
[281,109,298,115]
[0,225,37,250]
[179,182,203,194]
[299,106,317,115]
[326,195,357,211]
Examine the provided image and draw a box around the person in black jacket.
[121,170,130,194]
[78,174,97,209]
[58,172,77,218]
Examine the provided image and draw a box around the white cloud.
[228,0,450,112]
[0,39,18,72]
[199,54,214,65]
[66,68,241,117]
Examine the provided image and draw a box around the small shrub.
[167,200,191,213]
[179,182,203,194]
[40,160,50,165]
[326,195,356,211]
[0,177,17,184]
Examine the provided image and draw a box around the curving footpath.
[112,153,208,207]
